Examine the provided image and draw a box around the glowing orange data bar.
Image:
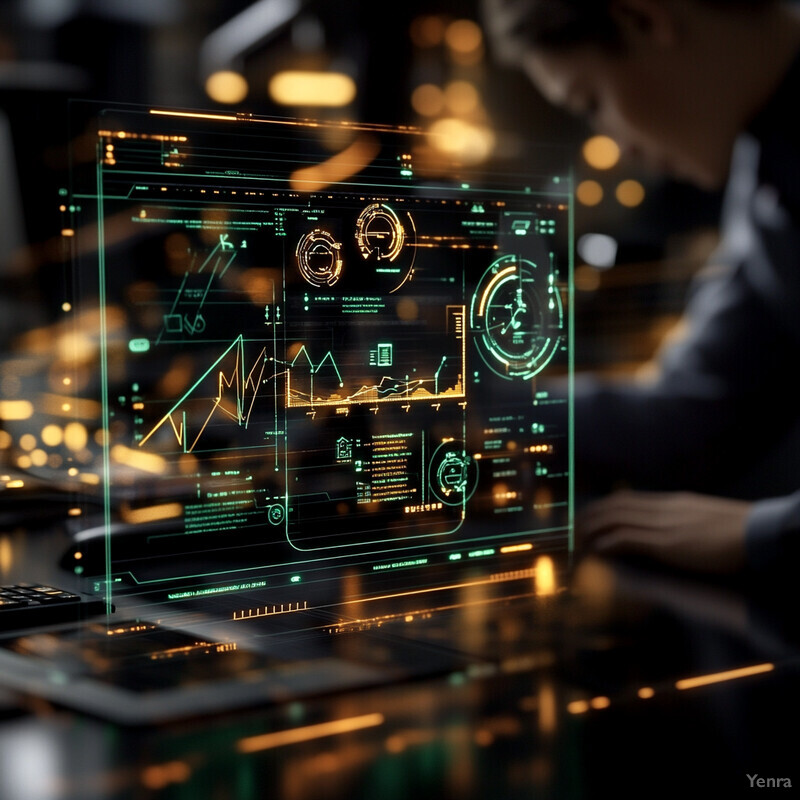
[340,568,535,608]
[500,543,533,554]
[237,713,385,753]
[675,662,774,691]
[148,109,424,135]
[150,109,239,122]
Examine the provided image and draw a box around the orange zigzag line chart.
[137,335,280,454]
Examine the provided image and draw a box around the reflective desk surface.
[0,506,798,800]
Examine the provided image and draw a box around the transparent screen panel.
[68,104,573,625]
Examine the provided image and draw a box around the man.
[481,0,800,579]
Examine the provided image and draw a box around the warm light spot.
[41,424,63,447]
[237,713,385,753]
[121,502,183,524]
[141,761,191,791]
[94,428,108,446]
[567,700,589,715]
[396,298,419,321]
[15,455,31,468]
[5,479,24,489]
[239,268,280,305]
[574,264,602,292]
[61,302,72,312]
[411,83,444,117]
[444,80,480,115]
[428,118,495,164]
[78,472,100,485]
[268,71,356,107]
[61,228,75,237]
[638,687,655,699]
[289,135,379,192]
[205,70,249,104]
[444,19,483,54]
[582,135,620,170]
[533,486,554,520]
[178,453,198,474]
[0,430,11,449]
[19,433,36,451]
[576,179,603,206]
[62,377,71,385]
[0,536,12,573]
[68,508,82,517]
[493,482,510,505]
[68,467,79,476]
[73,551,83,559]
[590,696,610,710]
[675,663,774,691]
[30,449,48,467]
[473,729,494,747]
[385,734,406,754]
[0,400,34,420]
[616,179,645,208]
[286,342,304,361]
[41,394,100,420]
[410,15,446,48]
[165,232,191,261]
[111,444,167,475]
[534,554,557,596]
[538,682,557,734]
[63,422,88,452]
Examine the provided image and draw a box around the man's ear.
[609,0,679,49]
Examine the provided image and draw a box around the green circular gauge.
[429,441,479,506]
[470,254,563,380]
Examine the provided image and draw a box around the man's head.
[482,0,793,189]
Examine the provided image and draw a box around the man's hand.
[576,490,752,575]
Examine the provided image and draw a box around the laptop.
[0,101,574,724]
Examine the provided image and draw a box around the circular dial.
[470,254,563,379]
[354,203,416,292]
[355,203,405,261]
[296,229,343,287]
[429,441,479,507]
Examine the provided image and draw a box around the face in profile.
[522,39,740,190]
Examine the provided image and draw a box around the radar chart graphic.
[470,254,563,380]
[296,229,344,287]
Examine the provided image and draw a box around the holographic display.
[68,104,573,623]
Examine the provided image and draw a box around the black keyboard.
[0,583,111,630]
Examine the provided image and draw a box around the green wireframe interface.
[69,104,573,613]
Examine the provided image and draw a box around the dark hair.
[481,0,776,64]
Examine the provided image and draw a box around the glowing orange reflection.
[237,713,385,753]
[290,135,379,192]
[675,663,774,691]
